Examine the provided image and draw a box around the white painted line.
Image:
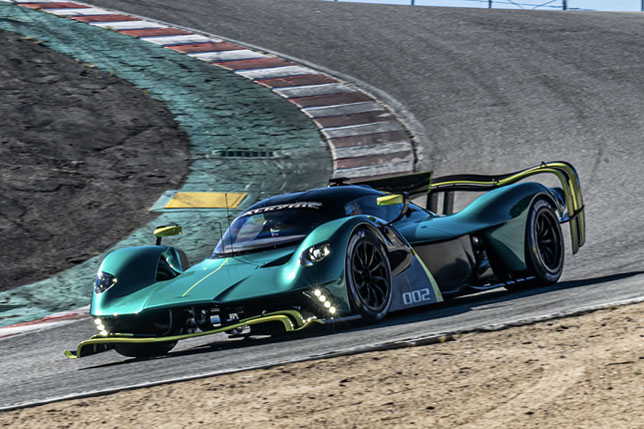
[321,121,404,139]
[331,141,413,160]
[302,101,385,118]
[47,7,113,16]
[236,66,316,79]
[90,20,166,30]
[189,49,267,62]
[140,34,217,46]
[334,160,414,179]
[273,83,356,99]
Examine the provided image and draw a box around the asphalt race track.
[3,0,644,408]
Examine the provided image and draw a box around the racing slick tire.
[346,228,392,323]
[524,198,564,285]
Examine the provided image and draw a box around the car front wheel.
[345,228,392,323]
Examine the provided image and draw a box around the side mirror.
[154,224,182,245]
[376,193,410,224]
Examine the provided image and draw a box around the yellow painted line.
[182,258,229,297]
[164,192,247,209]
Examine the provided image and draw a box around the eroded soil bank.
[0,29,190,292]
[2,301,643,428]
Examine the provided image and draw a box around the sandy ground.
[2,301,643,428]
[0,29,189,292]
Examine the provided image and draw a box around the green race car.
[65,161,585,359]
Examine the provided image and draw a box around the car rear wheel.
[346,228,392,323]
[525,198,564,285]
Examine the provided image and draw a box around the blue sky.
[321,0,642,11]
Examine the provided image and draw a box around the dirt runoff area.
[0,29,189,292]
[2,302,643,428]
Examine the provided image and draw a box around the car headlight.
[94,318,109,336]
[299,242,331,266]
[95,271,117,294]
[312,289,337,315]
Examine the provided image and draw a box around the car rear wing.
[350,161,585,255]
[429,161,585,254]
[348,170,434,196]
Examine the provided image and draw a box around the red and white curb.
[0,0,417,337]
[7,0,416,180]
[0,306,90,339]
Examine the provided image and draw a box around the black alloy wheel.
[525,198,564,285]
[346,229,392,322]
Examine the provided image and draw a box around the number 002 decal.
[402,288,432,305]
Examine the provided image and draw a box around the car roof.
[244,185,382,212]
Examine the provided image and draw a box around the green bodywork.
[91,181,554,321]
[401,181,560,272]
[91,216,386,319]
[67,161,585,360]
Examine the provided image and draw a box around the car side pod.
[64,310,321,359]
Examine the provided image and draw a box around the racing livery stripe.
[9,1,417,184]
[411,249,444,302]
[182,258,229,297]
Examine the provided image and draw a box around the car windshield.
[212,204,335,256]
